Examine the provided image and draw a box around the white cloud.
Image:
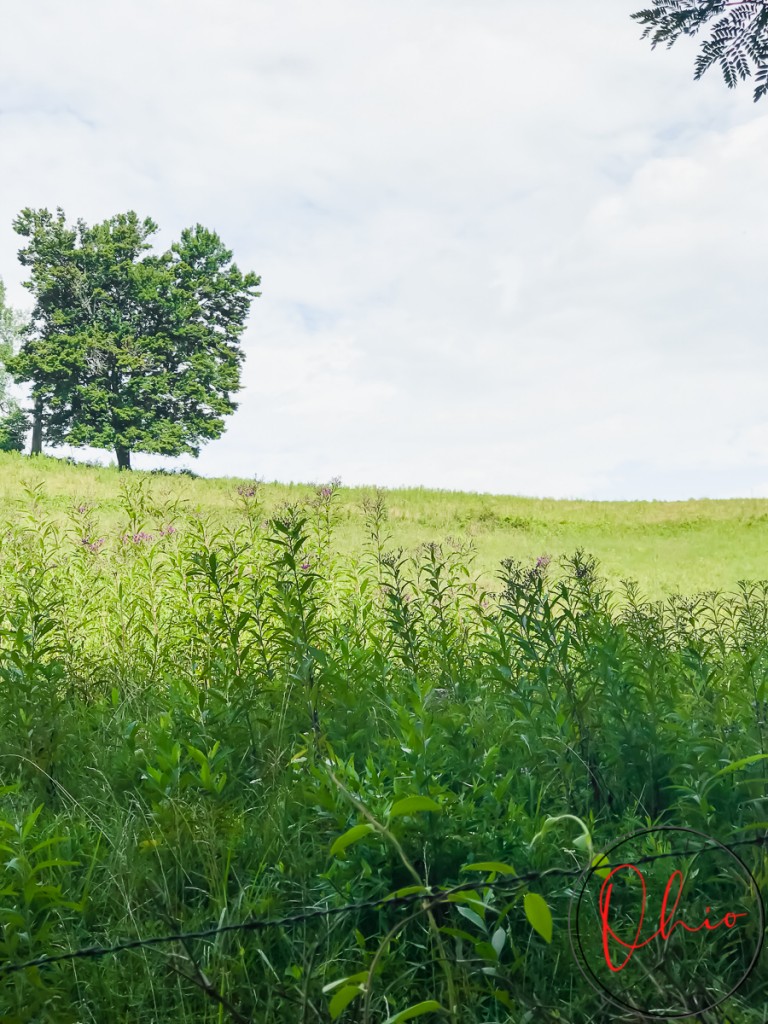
[0,0,766,499]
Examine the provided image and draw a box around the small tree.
[5,208,261,470]
[632,0,768,101]
[0,277,30,453]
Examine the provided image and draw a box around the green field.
[1,450,768,1022]
[3,451,768,599]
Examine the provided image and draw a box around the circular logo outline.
[567,826,765,1019]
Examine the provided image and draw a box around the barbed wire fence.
[1,833,766,984]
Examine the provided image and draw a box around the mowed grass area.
[2,451,768,598]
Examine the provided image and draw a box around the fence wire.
[1,833,766,979]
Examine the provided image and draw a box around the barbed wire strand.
[1,833,765,979]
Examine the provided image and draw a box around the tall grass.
[0,466,767,1021]
[4,449,768,597]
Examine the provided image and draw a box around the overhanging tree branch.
[631,0,768,99]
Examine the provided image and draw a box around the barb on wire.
[0,834,765,980]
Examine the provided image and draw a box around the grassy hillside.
[2,450,768,599]
[1,449,768,1022]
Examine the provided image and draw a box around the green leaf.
[445,890,486,919]
[591,853,610,879]
[491,925,507,957]
[21,805,43,840]
[381,884,430,902]
[713,753,768,778]
[389,796,441,819]
[28,836,67,856]
[475,940,498,962]
[461,861,516,875]
[29,858,80,878]
[530,813,590,847]
[524,892,552,944]
[455,905,485,930]
[322,971,369,994]
[329,985,364,1019]
[491,988,515,1010]
[329,823,375,858]
[383,1000,446,1023]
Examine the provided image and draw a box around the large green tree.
[0,277,30,453]
[5,208,261,469]
[632,0,768,101]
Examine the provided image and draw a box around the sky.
[1,0,767,501]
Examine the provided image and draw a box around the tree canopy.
[0,277,29,452]
[5,208,261,469]
[631,0,768,101]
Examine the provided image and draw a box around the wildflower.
[536,554,552,570]
[81,535,105,552]
[300,561,311,571]
[132,531,154,544]
[159,524,177,536]
[317,478,340,501]
[76,504,89,514]
[238,484,258,498]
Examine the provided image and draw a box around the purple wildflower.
[159,524,177,536]
[238,484,258,498]
[300,560,311,571]
[536,554,551,570]
[132,531,154,544]
[81,535,104,552]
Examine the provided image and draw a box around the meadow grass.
[2,451,768,599]
[0,451,767,1022]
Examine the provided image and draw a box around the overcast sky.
[2,0,767,500]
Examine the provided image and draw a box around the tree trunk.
[30,396,43,455]
[115,445,131,471]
